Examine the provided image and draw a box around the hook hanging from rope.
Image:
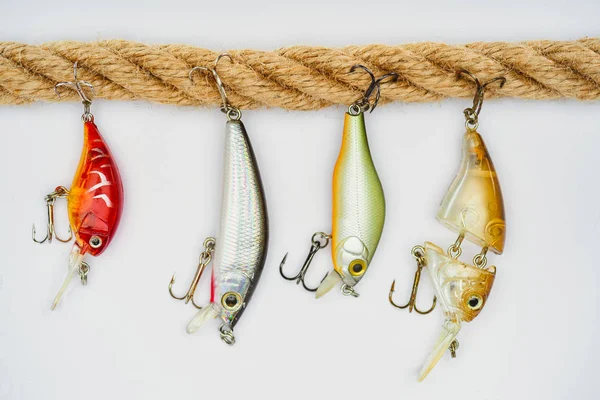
[458,70,506,130]
[348,65,399,114]
[189,53,241,121]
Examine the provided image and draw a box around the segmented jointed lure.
[168,54,268,345]
[32,63,124,310]
[389,71,506,381]
[280,65,397,298]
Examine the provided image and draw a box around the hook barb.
[55,62,95,104]
[349,65,399,113]
[279,232,330,292]
[458,70,506,125]
[189,53,237,116]
[168,263,208,310]
[168,237,215,310]
[389,247,437,315]
[32,187,73,245]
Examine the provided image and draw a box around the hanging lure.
[168,54,268,345]
[280,65,397,298]
[389,71,506,381]
[32,63,124,310]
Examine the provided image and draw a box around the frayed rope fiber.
[1,38,599,109]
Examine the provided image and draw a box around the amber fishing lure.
[389,71,506,381]
[32,63,124,310]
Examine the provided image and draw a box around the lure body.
[68,120,124,256]
[52,120,124,309]
[187,120,268,337]
[437,130,505,254]
[317,112,385,297]
[419,129,503,381]
[419,242,495,381]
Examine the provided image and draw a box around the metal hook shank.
[168,262,208,309]
[349,65,399,113]
[189,53,234,113]
[459,70,506,121]
[389,247,436,315]
[279,232,330,292]
[169,238,215,309]
[55,62,96,105]
[32,187,73,244]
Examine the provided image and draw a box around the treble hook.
[349,65,399,114]
[189,53,241,120]
[32,186,72,244]
[389,245,436,315]
[168,237,215,309]
[458,70,506,128]
[279,232,331,292]
[55,62,96,122]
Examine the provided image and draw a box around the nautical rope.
[0,38,599,109]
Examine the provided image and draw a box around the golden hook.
[168,237,215,309]
[388,246,436,315]
[32,186,73,244]
[189,53,241,120]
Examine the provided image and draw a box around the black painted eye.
[225,295,237,307]
[467,294,483,311]
[89,236,102,249]
[221,292,242,311]
[348,260,366,277]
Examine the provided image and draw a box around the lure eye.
[348,259,366,277]
[89,236,103,249]
[467,294,483,311]
[221,292,242,312]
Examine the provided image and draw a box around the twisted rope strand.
[0,38,599,109]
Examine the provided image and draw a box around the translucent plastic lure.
[33,63,124,310]
[280,65,397,299]
[168,55,268,345]
[389,72,506,381]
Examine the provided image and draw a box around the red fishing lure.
[33,63,124,309]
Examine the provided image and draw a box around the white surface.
[1,1,599,399]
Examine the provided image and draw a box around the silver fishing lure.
[168,54,268,345]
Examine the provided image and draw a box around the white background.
[1,1,599,399]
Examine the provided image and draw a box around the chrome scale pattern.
[213,120,268,328]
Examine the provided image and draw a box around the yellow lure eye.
[221,292,242,311]
[348,259,367,277]
[466,294,484,311]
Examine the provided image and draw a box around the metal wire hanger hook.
[349,65,399,115]
[458,70,506,129]
[189,53,241,121]
[55,62,96,122]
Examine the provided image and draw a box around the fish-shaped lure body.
[418,242,496,381]
[69,121,124,255]
[187,120,268,341]
[53,120,124,309]
[418,129,503,380]
[437,129,505,254]
[316,112,385,298]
